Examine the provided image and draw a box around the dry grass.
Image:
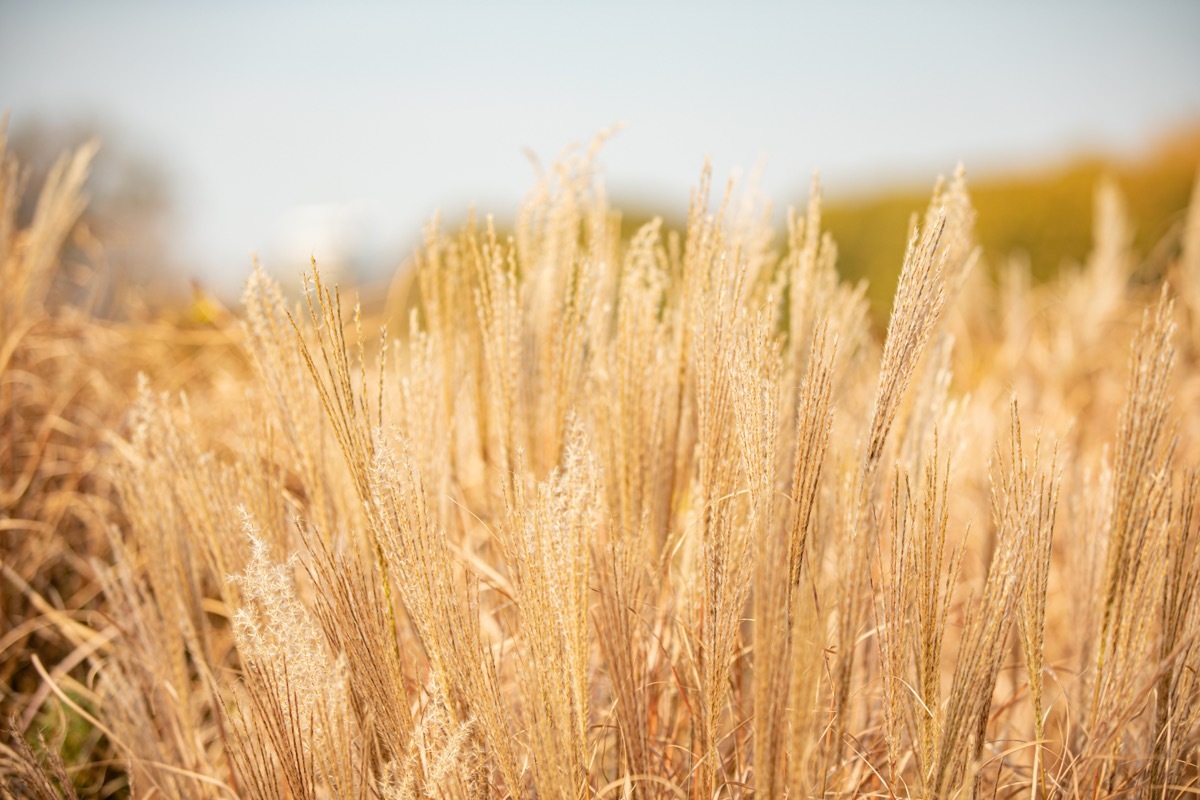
[3,129,1200,800]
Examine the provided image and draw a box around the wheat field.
[3,128,1200,799]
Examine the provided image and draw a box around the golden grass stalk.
[1080,289,1177,794]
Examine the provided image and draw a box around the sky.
[2,0,1199,296]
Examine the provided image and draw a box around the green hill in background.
[384,128,1200,330]
[820,127,1200,317]
[608,127,1200,324]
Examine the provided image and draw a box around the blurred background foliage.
[610,126,1200,323]
[7,121,1200,326]
[821,127,1200,317]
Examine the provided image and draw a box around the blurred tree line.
[612,127,1200,324]
[820,127,1200,318]
[8,117,180,316]
[11,116,1200,325]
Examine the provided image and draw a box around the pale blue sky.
[2,1,1199,294]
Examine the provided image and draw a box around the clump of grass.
[4,131,1200,800]
[0,122,127,795]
